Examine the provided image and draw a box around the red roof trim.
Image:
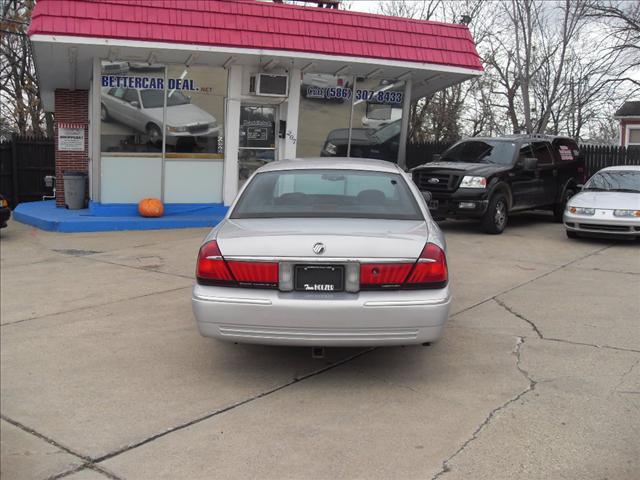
[29,0,483,71]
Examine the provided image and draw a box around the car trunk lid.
[215,218,428,260]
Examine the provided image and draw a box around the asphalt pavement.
[1,214,638,479]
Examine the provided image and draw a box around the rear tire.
[482,194,508,234]
[146,123,162,146]
[554,187,576,222]
[100,104,110,122]
[566,230,578,239]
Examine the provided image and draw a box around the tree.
[0,0,52,136]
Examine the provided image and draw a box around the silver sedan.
[564,166,640,239]
[192,158,451,347]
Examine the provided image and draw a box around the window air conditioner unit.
[254,73,289,97]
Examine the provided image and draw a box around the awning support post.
[397,76,412,170]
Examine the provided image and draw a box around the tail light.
[404,243,448,289]
[360,243,448,290]
[196,241,278,288]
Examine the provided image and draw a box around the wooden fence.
[0,135,55,208]
[580,145,640,177]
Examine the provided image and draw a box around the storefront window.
[297,73,354,159]
[349,78,405,163]
[99,61,227,204]
[297,73,405,163]
[164,64,226,156]
[99,61,166,153]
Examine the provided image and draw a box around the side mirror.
[422,191,432,203]
[432,154,442,163]
[130,101,140,108]
[523,157,538,171]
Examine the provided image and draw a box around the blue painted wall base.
[13,201,227,232]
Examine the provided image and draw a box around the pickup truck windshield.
[441,140,516,165]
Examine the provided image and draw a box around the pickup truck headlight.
[324,142,337,155]
[568,207,595,215]
[460,176,487,189]
[613,209,640,217]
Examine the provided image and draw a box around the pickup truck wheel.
[554,187,576,222]
[482,194,508,234]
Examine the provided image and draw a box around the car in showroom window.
[192,158,450,347]
[101,87,219,149]
[564,166,640,239]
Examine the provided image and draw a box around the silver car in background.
[564,166,640,239]
[192,158,451,347]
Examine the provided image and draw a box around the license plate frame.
[294,265,344,292]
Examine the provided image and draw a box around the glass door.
[238,104,277,185]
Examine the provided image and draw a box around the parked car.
[321,119,401,161]
[411,135,585,234]
[192,158,450,347]
[101,87,219,145]
[564,166,640,239]
[0,194,11,228]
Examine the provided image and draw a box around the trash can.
[63,171,87,210]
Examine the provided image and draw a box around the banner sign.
[304,86,403,105]
[101,75,198,91]
[58,125,85,151]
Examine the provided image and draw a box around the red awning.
[29,0,482,71]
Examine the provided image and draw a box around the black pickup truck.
[412,135,585,233]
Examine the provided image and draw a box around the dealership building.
[23,0,481,229]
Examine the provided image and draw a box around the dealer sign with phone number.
[305,87,403,104]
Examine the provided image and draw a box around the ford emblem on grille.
[312,243,325,255]
[428,178,440,184]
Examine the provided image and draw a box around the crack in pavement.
[0,286,192,328]
[89,347,377,466]
[493,293,640,353]
[49,464,123,480]
[493,297,543,338]
[7,348,377,479]
[431,337,537,479]
[610,357,640,397]
[450,243,615,319]
[0,415,93,478]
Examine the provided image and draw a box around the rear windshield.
[584,170,640,193]
[231,169,423,220]
[441,140,516,165]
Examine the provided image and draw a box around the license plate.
[428,200,439,210]
[295,265,344,292]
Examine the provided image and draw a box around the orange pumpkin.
[138,198,164,218]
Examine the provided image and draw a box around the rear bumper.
[564,211,640,237]
[192,284,451,346]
